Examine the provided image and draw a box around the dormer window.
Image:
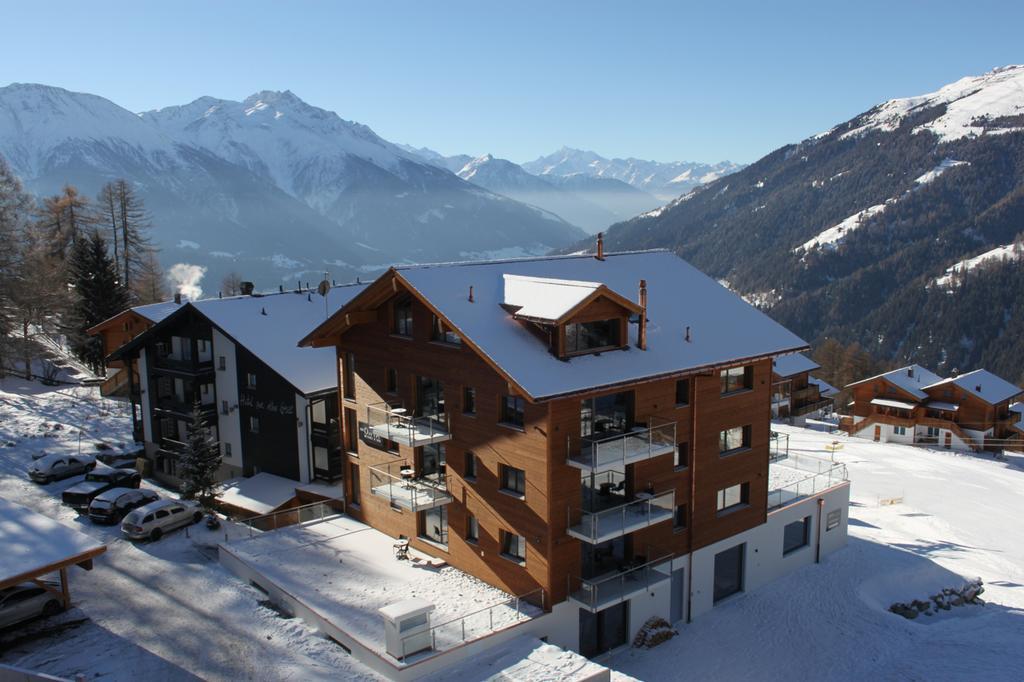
[565,319,620,355]
[431,314,461,345]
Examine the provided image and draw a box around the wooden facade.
[327,278,777,608]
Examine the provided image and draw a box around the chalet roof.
[215,472,298,515]
[133,299,185,324]
[809,376,839,398]
[503,274,600,321]
[871,397,918,410]
[847,364,943,400]
[772,353,820,378]
[925,400,960,412]
[925,369,1024,406]
[112,284,366,396]
[0,498,106,587]
[391,250,807,400]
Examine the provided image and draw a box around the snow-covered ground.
[0,377,380,681]
[607,423,1024,680]
[934,240,1024,288]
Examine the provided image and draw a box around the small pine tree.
[65,231,129,373]
[178,400,222,507]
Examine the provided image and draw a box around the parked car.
[88,487,160,524]
[95,451,139,467]
[62,467,142,512]
[0,582,63,630]
[27,453,96,484]
[121,499,202,541]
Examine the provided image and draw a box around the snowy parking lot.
[3,379,1024,681]
[0,377,380,681]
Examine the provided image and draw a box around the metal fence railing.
[224,499,346,540]
[396,588,545,660]
[570,416,677,471]
[568,552,673,611]
[568,490,675,542]
[366,402,450,446]
[767,462,848,511]
[368,461,452,512]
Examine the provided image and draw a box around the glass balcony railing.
[366,402,451,447]
[568,553,673,612]
[368,461,453,512]
[567,490,675,543]
[567,416,676,472]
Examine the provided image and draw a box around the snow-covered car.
[62,467,142,512]
[0,582,63,630]
[121,499,202,541]
[88,487,160,524]
[95,451,140,467]
[27,453,96,483]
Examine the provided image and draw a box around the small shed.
[0,498,107,608]
[378,597,435,659]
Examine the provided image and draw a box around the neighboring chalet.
[300,249,851,658]
[843,365,1024,451]
[107,284,366,499]
[770,353,838,423]
[87,298,184,409]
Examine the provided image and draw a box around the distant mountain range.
[0,84,739,294]
[588,65,1024,383]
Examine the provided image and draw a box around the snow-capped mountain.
[395,144,471,174]
[590,64,1024,382]
[453,153,659,233]
[522,147,744,200]
[0,84,586,289]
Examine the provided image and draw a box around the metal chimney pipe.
[637,279,647,350]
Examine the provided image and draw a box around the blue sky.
[3,1,1022,164]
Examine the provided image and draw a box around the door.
[944,432,952,449]
[579,601,629,658]
[670,566,686,623]
[873,425,881,442]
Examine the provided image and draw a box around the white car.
[27,453,97,483]
[0,582,63,629]
[121,499,202,541]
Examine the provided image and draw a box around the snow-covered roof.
[848,365,943,400]
[191,284,365,395]
[925,400,960,412]
[0,498,106,585]
[925,369,1024,406]
[419,635,613,682]
[215,472,300,515]
[809,375,839,398]
[393,251,807,399]
[1011,402,1024,433]
[871,397,918,410]
[378,597,435,622]
[772,353,820,378]
[133,299,185,324]
[503,274,602,321]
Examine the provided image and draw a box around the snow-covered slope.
[522,146,744,200]
[934,240,1024,288]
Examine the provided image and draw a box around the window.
[565,319,621,354]
[674,441,689,469]
[464,451,477,480]
[386,368,398,394]
[466,514,479,543]
[393,297,413,337]
[783,516,811,555]
[343,352,355,400]
[500,464,526,496]
[420,506,448,546]
[713,544,744,603]
[500,530,527,563]
[720,366,753,394]
[501,395,525,428]
[674,504,687,531]
[716,482,749,513]
[224,443,232,457]
[463,387,476,416]
[826,509,841,531]
[198,339,209,353]
[719,425,751,455]
[431,314,461,345]
[926,426,940,437]
[675,379,690,406]
[894,425,907,436]
[249,416,260,434]
[201,383,211,397]
[349,463,361,506]
[218,356,226,370]
[246,372,257,389]
[345,408,358,454]
[221,400,229,415]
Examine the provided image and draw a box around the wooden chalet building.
[87,299,184,415]
[770,353,837,423]
[107,283,366,499]
[301,249,850,657]
[843,365,1024,451]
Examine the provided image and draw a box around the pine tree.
[178,400,222,506]
[0,155,32,376]
[65,231,129,373]
[38,185,95,263]
[113,180,153,294]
